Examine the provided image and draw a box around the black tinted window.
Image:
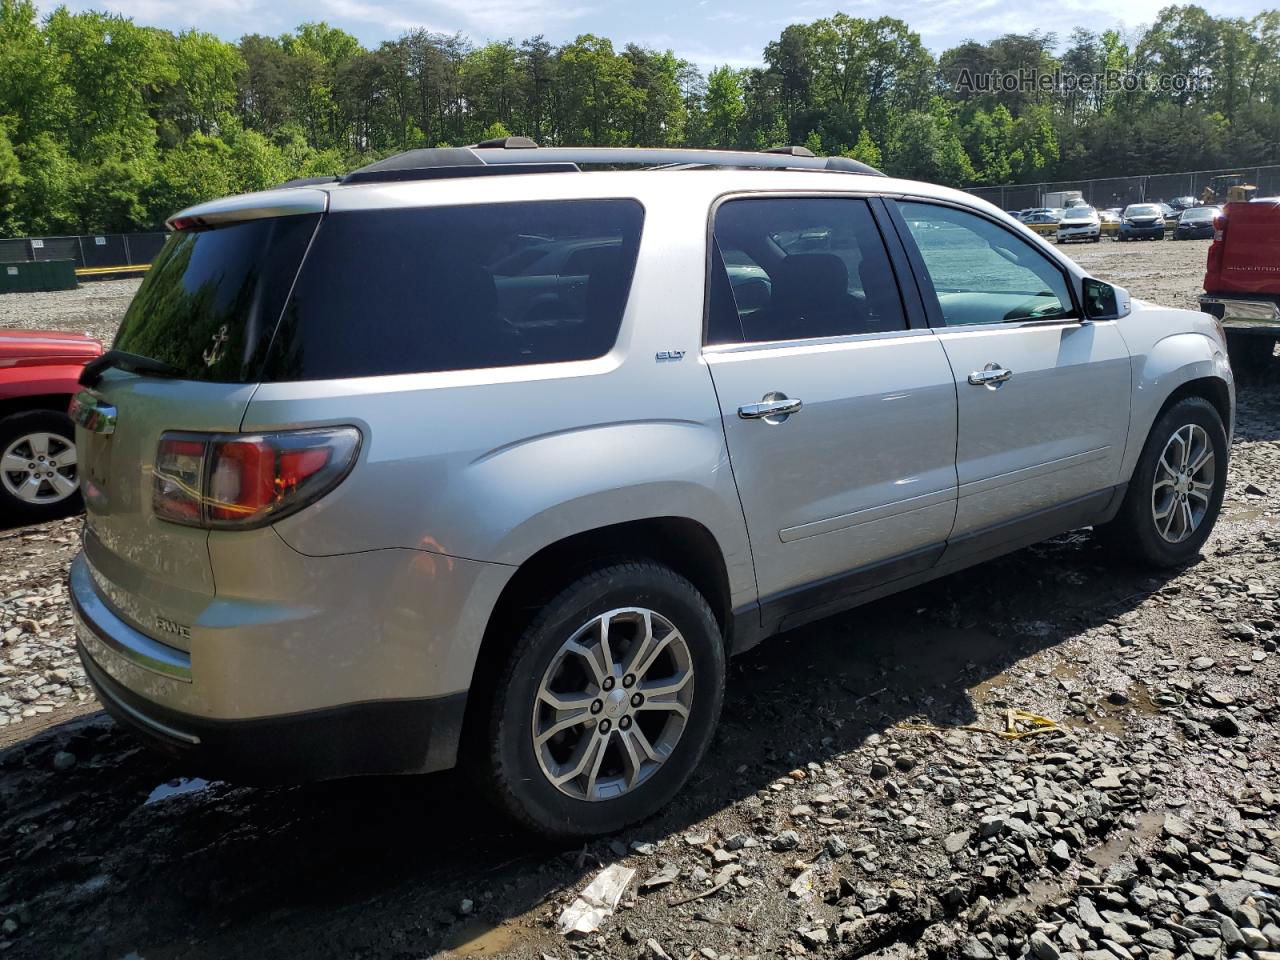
[263,200,643,381]
[113,216,319,382]
[707,197,905,344]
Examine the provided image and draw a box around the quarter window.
[264,199,644,381]
[707,197,906,345]
[897,201,1076,326]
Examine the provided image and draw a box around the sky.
[41,0,1268,71]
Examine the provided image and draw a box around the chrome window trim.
[702,325,935,358]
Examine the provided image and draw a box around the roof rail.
[277,175,341,188]
[341,144,883,185]
[472,135,538,149]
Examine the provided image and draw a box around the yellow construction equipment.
[1201,174,1258,205]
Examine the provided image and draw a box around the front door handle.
[967,364,1013,388]
[738,392,802,423]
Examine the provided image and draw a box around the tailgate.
[76,375,258,653]
[1218,202,1280,295]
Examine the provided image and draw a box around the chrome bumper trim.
[1200,296,1280,330]
[70,553,193,683]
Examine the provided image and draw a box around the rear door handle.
[967,364,1013,388]
[738,392,802,422]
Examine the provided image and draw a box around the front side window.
[897,201,1076,326]
[264,199,644,381]
[706,197,906,345]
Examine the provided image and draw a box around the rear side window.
[706,197,906,345]
[112,216,320,382]
[263,200,644,381]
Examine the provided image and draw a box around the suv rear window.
[263,199,644,381]
[112,215,320,382]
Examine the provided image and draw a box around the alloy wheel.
[1,432,79,505]
[1151,423,1215,544]
[532,607,695,802]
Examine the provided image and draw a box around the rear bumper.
[78,643,466,781]
[1200,294,1280,333]
[70,546,486,780]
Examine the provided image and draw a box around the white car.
[1057,205,1102,243]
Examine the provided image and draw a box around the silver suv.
[70,143,1234,837]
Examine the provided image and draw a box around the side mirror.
[1082,278,1132,320]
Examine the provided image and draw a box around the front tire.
[0,410,82,524]
[475,562,726,838]
[1096,396,1228,567]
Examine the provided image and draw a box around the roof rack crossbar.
[341,145,883,184]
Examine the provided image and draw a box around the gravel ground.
[1,241,1279,960]
[0,277,139,344]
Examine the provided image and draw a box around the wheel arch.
[0,393,76,420]
[460,516,734,754]
[1123,326,1234,482]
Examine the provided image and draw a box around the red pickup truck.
[1200,199,1280,375]
[0,330,104,522]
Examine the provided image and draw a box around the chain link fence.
[967,164,1280,211]
[0,232,168,270]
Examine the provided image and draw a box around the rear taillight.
[153,428,360,529]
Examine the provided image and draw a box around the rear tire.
[474,561,725,838]
[1095,396,1227,568]
[0,410,82,525]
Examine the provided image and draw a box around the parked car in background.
[1158,202,1176,220]
[69,144,1233,837]
[1201,200,1280,376]
[1170,196,1198,211]
[1057,205,1101,243]
[1,330,103,522]
[1022,209,1060,225]
[1174,205,1221,240]
[1119,204,1167,241]
[1097,210,1121,226]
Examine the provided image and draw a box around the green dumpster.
[0,259,79,293]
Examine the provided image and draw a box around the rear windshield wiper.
[79,350,184,388]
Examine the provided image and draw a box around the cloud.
[318,0,448,33]
[429,0,593,35]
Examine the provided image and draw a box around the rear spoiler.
[166,188,329,231]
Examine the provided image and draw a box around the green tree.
[703,66,745,147]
